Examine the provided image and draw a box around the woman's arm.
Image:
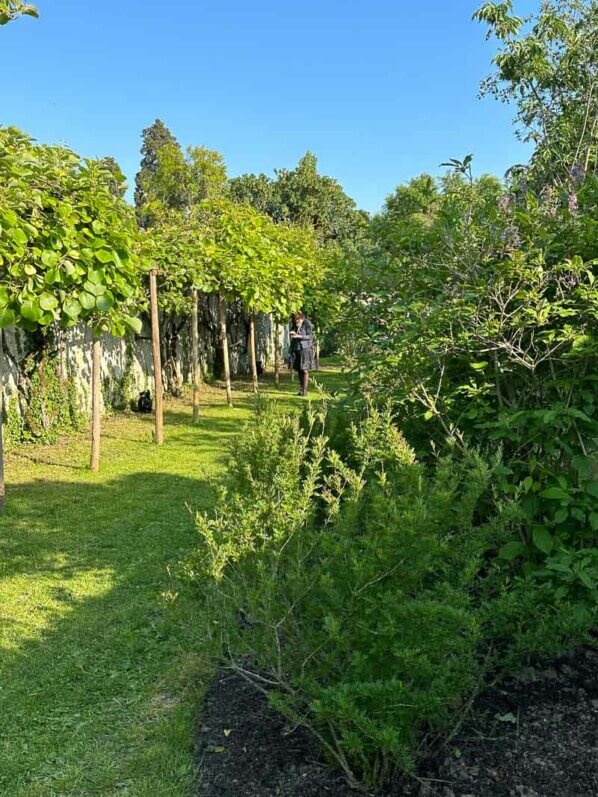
[298,320,313,341]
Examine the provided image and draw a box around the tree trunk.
[274,321,281,385]
[192,288,201,422]
[90,336,101,472]
[150,269,164,444]
[315,327,321,371]
[248,312,258,393]
[219,293,233,407]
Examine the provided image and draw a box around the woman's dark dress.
[289,318,313,372]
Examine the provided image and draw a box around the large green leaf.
[63,298,82,319]
[39,293,59,311]
[20,300,42,322]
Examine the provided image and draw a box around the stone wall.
[1,302,290,417]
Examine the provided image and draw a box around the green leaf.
[9,228,28,245]
[499,540,526,560]
[20,300,42,322]
[63,298,82,319]
[585,481,598,499]
[541,487,569,500]
[45,269,61,285]
[532,526,553,555]
[84,281,106,297]
[0,309,17,328]
[87,269,104,285]
[95,294,114,313]
[41,250,59,268]
[39,293,58,311]
[95,249,114,264]
[79,292,96,310]
[123,315,142,335]
[471,361,488,370]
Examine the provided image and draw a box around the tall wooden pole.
[0,332,5,512]
[248,312,258,394]
[315,326,321,371]
[149,269,164,444]
[219,292,233,408]
[274,321,281,386]
[191,288,201,423]
[90,336,101,472]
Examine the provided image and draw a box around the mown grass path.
[0,370,344,796]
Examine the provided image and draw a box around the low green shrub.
[190,400,596,789]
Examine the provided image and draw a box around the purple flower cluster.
[569,164,585,187]
[498,194,512,213]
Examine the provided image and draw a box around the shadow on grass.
[0,470,215,794]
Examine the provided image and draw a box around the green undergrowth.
[0,370,341,796]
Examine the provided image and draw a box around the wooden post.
[315,326,321,371]
[191,288,201,423]
[0,332,5,512]
[248,312,258,394]
[149,269,164,444]
[219,292,233,407]
[90,336,101,472]
[274,321,281,386]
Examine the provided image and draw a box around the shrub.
[193,402,507,788]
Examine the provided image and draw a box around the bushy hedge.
[190,400,594,790]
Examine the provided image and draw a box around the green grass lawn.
[0,368,344,797]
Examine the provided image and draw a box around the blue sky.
[1,0,538,213]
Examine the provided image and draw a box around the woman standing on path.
[289,310,313,397]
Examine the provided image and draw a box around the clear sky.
[0,0,539,213]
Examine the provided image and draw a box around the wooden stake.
[191,288,201,423]
[274,321,281,385]
[150,269,164,444]
[90,336,101,471]
[315,326,321,371]
[248,312,258,393]
[219,292,233,407]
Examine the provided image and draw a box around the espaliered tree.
[135,122,228,398]
[140,214,215,431]
[0,127,141,490]
[193,199,320,396]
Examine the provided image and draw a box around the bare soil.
[196,649,598,797]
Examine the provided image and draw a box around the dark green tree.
[228,172,279,217]
[134,119,181,226]
[276,152,367,246]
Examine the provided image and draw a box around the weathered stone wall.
[1,303,289,417]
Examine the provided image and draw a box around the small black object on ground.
[137,390,152,413]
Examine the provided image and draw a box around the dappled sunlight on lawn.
[0,371,346,796]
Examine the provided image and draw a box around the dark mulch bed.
[196,649,598,797]
[423,647,598,797]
